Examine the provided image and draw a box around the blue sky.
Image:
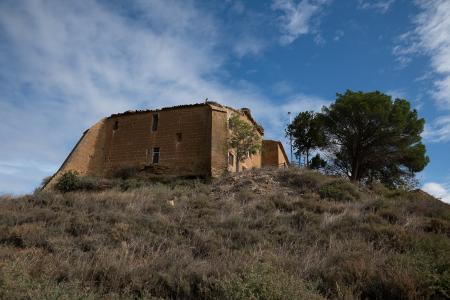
[1,0,449,201]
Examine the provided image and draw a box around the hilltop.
[1,168,450,299]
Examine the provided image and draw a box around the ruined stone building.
[45,102,288,187]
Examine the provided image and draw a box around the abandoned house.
[45,101,289,188]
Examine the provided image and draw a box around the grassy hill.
[1,168,450,299]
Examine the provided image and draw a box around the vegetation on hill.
[287,90,429,188]
[1,168,450,299]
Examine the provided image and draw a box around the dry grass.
[1,168,450,299]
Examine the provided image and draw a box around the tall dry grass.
[1,168,449,299]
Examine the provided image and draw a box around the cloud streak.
[357,0,395,14]
[271,0,330,45]
[393,0,450,142]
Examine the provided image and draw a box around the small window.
[152,113,159,131]
[152,147,160,164]
[176,132,182,142]
[228,153,234,166]
[113,120,119,130]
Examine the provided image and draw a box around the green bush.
[55,171,106,192]
[55,171,80,193]
[319,179,362,202]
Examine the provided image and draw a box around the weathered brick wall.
[103,105,211,177]
[44,118,108,189]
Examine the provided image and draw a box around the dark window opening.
[152,147,160,164]
[176,132,182,142]
[152,113,159,131]
[113,120,119,130]
[228,153,234,166]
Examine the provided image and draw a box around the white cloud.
[0,0,328,194]
[271,0,330,45]
[357,0,395,13]
[422,182,450,204]
[393,0,450,142]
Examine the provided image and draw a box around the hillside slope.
[1,168,450,299]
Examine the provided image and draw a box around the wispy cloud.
[333,29,344,41]
[271,0,330,45]
[393,0,450,142]
[357,0,395,14]
[422,182,450,204]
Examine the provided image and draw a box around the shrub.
[55,171,80,193]
[55,171,106,192]
[319,179,362,202]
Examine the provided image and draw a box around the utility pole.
[288,111,293,163]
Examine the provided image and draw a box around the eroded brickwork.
[45,118,108,189]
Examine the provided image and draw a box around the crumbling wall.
[44,118,108,189]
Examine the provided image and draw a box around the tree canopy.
[288,90,429,187]
[286,111,326,167]
[228,114,261,171]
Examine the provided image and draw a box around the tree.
[286,111,326,167]
[228,114,262,172]
[319,90,429,187]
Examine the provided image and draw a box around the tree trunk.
[306,150,310,168]
[236,159,240,172]
[350,156,360,182]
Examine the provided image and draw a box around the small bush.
[55,171,106,192]
[55,171,80,193]
[319,179,362,202]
